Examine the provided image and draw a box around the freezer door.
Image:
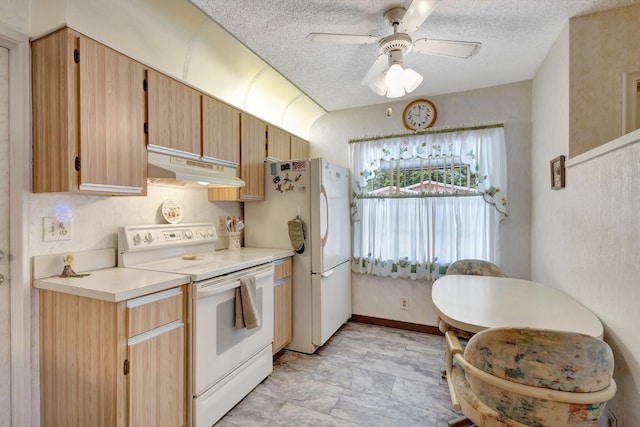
[311,260,352,346]
[310,159,351,273]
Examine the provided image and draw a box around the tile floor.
[215,321,466,426]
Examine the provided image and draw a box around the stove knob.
[207,227,215,237]
[144,232,154,244]
[185,229,193,239]
[132,233,142,245]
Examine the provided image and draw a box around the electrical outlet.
[43,217,72,241]
[606,409,618,427]
[401,297,409,310]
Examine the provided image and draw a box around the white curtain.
[350,126,507,280]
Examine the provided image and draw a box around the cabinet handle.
[127,287,182,308]
[127,320,182,346]
[273,277,289,287]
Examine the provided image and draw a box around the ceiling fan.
[306,0,481,98]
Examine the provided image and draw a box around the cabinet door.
[129,323,185,427]
[272,258,293,354]
[39,290,128,427]
[267,125,291,161]
[202,96,240,165]
[290,135,310,160]
[273,279,292,354]
[78,36,147,194]
[147,69,201,159]
[240,114,266,200]
[31,28,79,193]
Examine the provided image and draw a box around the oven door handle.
[197,270,273,299]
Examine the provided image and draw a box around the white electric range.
[118,222,283,427]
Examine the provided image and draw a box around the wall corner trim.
[566,128,640,168]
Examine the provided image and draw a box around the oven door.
[192,263,274,396]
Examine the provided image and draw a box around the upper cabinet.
[266,126,310,161]
[290,135,310,159]
[240,114,267,201]
[32,28,147,195]
[146,69,202,159]
[208,117,312,202]
[266,125,291,161]
[209,112,266,202]
[202,96,240,166]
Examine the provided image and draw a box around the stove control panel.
[119,223,218,251]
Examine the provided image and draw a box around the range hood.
[147,152,245,188]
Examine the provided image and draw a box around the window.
[349,125,507,280]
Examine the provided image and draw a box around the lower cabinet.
[272,257,293,354]
[39,286,186,427]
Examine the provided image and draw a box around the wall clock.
[402,99,437,131]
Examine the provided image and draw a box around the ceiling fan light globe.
[369,72,388,96]
[403,67,423,93]
[386,64,404,87]
[386,82,406,98]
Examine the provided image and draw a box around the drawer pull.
[127,287,182,308]
[128,319,182,346]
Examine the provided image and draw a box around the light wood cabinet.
[273,257,293,354]
[267,125,291,161]
[240,114,267,200]
[290,135,310,159]
[207,113,266,202]
[146,69,202,159]
[202,96,241,165]
[39,286,187,427]
[31,27,147,195]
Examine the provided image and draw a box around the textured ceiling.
[190,0,640,112]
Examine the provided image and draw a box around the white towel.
[234,275,260,330]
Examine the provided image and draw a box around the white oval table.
[432,275,603,338]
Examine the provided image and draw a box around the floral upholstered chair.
[438,259,507,338]
[446,259,507,278]
[448,327,617,427]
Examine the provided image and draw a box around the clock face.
[403,99,437,131]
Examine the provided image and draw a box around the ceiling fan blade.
[399,0,439,33]
[306,33,379,45]
[361,54,388,85]
[413,38,481,58]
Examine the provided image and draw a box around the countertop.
[33,267,190,302]
[33,247,294,302]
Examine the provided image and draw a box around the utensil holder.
[228,231,242,250]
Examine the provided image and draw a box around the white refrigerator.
[244,158,351,354]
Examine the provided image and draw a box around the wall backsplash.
[29,183,242,257]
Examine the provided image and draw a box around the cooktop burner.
[127,249,276,281]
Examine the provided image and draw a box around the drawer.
[127,287,184,337]
[273,257,292,282]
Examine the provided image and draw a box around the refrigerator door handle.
[320,269,334,278]
[320,184,329,247]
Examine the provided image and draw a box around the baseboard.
[350,314,443,335]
